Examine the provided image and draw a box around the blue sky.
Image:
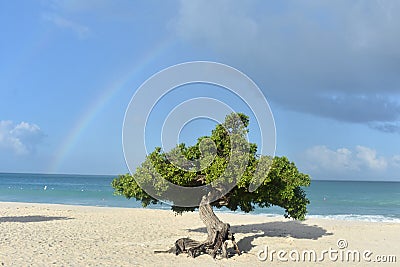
[1,0,399,181]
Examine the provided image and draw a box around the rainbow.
[48,38,176,173]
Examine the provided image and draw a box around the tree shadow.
[188,220,332,254]
[0,215,73,223]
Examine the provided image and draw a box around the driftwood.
[154,238,201,256]
[154,192,241,259]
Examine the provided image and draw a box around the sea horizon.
[2,171,400,183]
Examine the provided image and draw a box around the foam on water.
[307,214,400,223]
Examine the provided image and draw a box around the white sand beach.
[0,202,398,266]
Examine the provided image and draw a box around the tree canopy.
[112,113,310,220]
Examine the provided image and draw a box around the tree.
[112,113,310,258]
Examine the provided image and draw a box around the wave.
[307,214,400,223]
[216,209,400,223]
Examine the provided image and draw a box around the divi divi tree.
[112,113,310,258]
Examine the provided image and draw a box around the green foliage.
[112,113,311,220]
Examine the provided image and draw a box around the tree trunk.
[198,192,241,258]
[155,192,241,258]
[198,192,231,258]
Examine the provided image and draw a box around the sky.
[1,0,399,181]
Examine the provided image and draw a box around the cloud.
[0,121,46,155]
[305,146,358,171]
[296,94,400,124]
[355,145,388,170]
[173,0,400,131]
[304,145,398,173]
[43,14,90,38]
[369,122,400,134]
[392,155,400,167]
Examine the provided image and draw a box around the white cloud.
[43,14,90,38]
[391,155,400,168]
[0,121,45,155]
[305,145,357,171]
[305,145,395,173]
[355,145,388,170]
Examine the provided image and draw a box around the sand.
[0,202,398,266]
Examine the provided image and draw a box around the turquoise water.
[0,173,399,222]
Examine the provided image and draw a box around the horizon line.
[0,172,399,182]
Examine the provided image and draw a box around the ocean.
[0,173,399,223]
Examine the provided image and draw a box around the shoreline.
[1,200,399,224]
[1,201,399,266]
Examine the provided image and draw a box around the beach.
[0,202,398,266]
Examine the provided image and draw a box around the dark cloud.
[369,122,400,134]
[289,94,400,123]
[173,0,400,131]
